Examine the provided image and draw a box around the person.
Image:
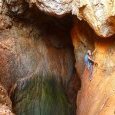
[84,50,97,80]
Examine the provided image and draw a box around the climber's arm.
[88,56,94,63]
[88,56,98,65]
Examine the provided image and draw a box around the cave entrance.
[9,7,81,115]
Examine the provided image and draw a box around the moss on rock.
[12,75,73,115]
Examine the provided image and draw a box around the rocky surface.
[5,0,115,37]
[0,1,115,115]
[11,75,72,115]
[76,0,115,37]
[0,84,14,115]
[33,0,115,37]
[0,8,79,114]
[71,17,115,115]
[28,0,75,16]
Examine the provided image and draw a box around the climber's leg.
[89,65,93,81]
[84,65,89,78]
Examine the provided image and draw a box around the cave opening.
[8,6,81,115]
[1,1,115,115]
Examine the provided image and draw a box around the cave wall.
[0,83,14,115]
[3,0,115,37]
[0,7,80,115]
[71,17,115,115]
[0,1,115,115]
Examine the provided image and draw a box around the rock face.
[71,17,115,115]
[5,0,115,37]
[27,0,115,37]
[76,0,115,37]
[0,1,115,115]
[0,84,14,115]
[28,0,75,16]
[0,6,79,114]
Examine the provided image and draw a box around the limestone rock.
[77,0,115,37]
[0,84,14,115]
[2,0,115,37]
[71,18,115,115]
[27,0,78,16]
[0,0,115,115]
[26,0,115,37]
[0,11,78,115]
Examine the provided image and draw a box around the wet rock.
[12,75,73,115]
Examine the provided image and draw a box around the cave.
[0,4,81,115]
[9,8,81,115]
[0,1,115,115]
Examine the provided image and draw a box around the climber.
[84,50,97,81]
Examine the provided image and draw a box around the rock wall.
[76,0,115,37]
[0,84,14,115]
[71,17,115,115]
[4,0,115,37]
[29,0,115,37]
[0,6,80,115]
[0,1,115,115]
[1,0,115,37]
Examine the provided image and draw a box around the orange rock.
[71,18,115,115]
